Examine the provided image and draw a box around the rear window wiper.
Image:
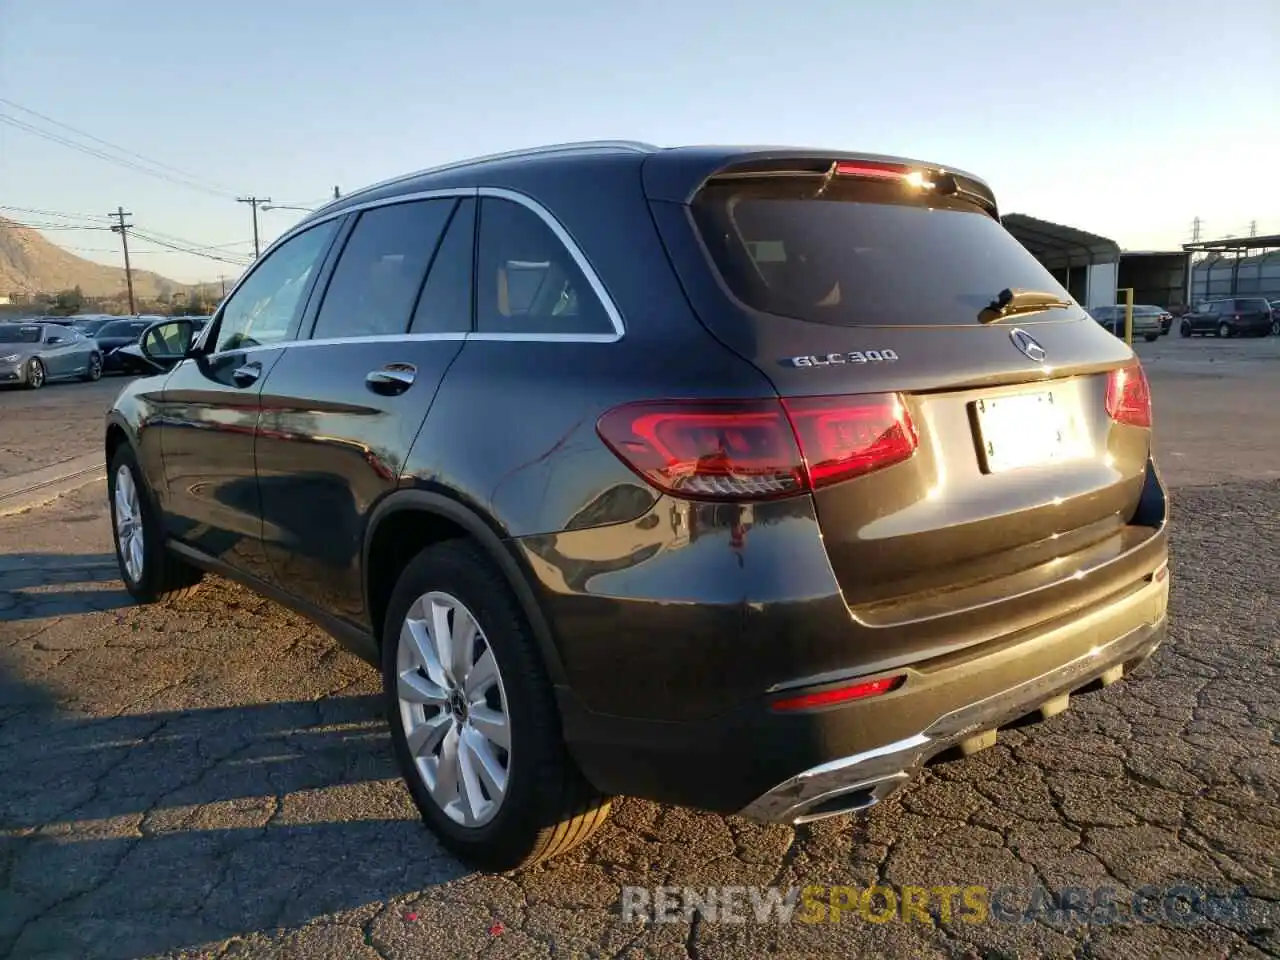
[980,288,1074,323]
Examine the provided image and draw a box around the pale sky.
[2,0,1277,284]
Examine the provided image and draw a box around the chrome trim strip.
[197,185,625,360]
[738,618,1164,824]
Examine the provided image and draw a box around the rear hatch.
[644,152,1159,657]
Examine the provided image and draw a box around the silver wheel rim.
[396,591,511,827]
[30,362,43,386]
[90,356,101,378]
[113,465,144,583]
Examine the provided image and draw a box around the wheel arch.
[362,488,568,687]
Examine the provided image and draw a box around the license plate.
[973,390,1085,473]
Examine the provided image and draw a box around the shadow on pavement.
[0,551,134,622]
[0,662,470,958]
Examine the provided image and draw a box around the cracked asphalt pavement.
[0,338,1277,959]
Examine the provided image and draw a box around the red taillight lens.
[771,674,905,712]
[834,160,909,180]
[596,394,917,501]
[1105,362,1152,428]
[783,394,918,488]
[596,400,806,501]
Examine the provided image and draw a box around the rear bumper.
[740,611,1164,823]
[556,550,1169,815]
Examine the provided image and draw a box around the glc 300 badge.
[782,350,899,368]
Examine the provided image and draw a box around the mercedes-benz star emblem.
[1009,328,1047,363]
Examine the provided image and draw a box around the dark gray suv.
[105,142,1169,870]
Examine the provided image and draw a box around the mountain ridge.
[0,217,197,300]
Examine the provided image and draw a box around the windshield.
[0,326,42,344]
[690,176,1078,327]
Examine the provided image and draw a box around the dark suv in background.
[106,142,1169,871]
[1180,297,1274,337]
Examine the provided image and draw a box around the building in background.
[1185,234,1280,306]
[1002,213,1119,309]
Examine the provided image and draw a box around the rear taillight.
[834,160,910,180]
[596,394,917,502]
[1105,361,1152,428]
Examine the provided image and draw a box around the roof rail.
[318,140,658,212]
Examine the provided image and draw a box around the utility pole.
[333,185,341,200]
[1191,216,1202,244]
[219,274,226,298]
[109,206,136,315]
[237,195,271,256]
[1249,220,1257,238]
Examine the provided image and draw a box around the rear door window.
[689,175,1077,327]
[311,199,456,340]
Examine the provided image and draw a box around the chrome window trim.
[199,185,625,360]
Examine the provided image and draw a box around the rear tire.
[1144,333,1158,342]
[1217,321,1232,338]
[107,444,203,603]
[25,358,45,390]
[1271,319,1280,337]
[382,539,610,872]
[81,352,103,382]
[1180,322,1192,338]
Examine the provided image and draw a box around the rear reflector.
[771,674,905,712]
[596,394,917,501]
[1105,361,1152,428]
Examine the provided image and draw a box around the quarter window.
[311,199,455,340]
[475,197,613,336]
[214,219,340,353]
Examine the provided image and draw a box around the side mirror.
[139,318,196,370]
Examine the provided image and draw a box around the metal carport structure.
[1002,213,1121,307]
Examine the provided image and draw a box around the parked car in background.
[71,315,118,336]
[1090,304,1162,341]
[1180,298,1274,337]
[0,321,102,387]
[105,142,1168,871]
[1270,300,1280,336]
[95,317,157,372]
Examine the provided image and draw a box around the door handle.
[366,363,416,396]
[232,362,262,387]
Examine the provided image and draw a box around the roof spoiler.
[641,147,999,217]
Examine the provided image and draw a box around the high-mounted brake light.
[1104,361,1152,428]
[596,394,918,502]
[771,674,905,712]
[834,160,910,180]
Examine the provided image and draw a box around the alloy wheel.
[1271,320,1280,337]
[396,591,511,828]
[113,464,144,583]
[28,360,44,388]
[89,355,102,379]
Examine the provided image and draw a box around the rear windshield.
[689,177,1077,327]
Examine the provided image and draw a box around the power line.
[0,113,235,200]
[110,207,136,315]
[0,203,114,223]
[0,97,234,197]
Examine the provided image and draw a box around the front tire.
[382,539,610,872]
[25,358,45,390]
[1271,319,1280,337]
[1144,333,1158,342]
[1217,321,1232,338]
[81,352,103,382]
[1180,322,1192,338]
[107,445,203,603]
